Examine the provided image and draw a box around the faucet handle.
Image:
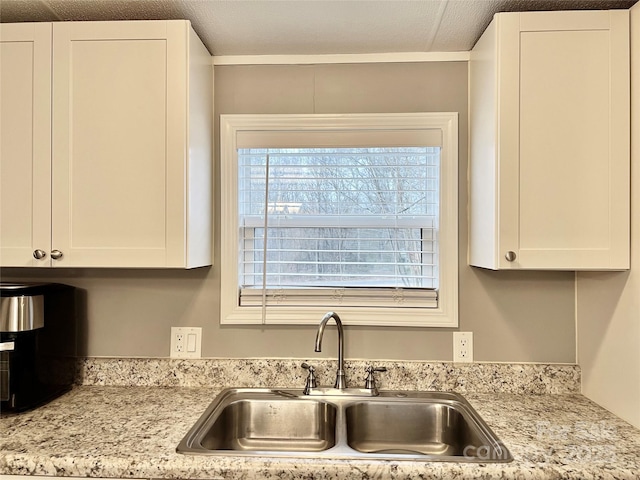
[301,362,317,394]
[364,365,387,394]
[365,365,387,374]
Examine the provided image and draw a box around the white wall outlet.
[453,332,473,363]
[170,327,202,358]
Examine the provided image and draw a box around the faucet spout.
[315,311,346,389]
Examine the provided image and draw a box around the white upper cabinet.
[469,10,630,270]
[0,23,52,267]
[0,20,212,268]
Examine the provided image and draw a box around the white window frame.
[220,113,458,327]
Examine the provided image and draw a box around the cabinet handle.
[505,251,517,262]
[33,249,47,260]
[50,250,63,260]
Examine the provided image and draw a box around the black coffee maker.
[0,283,77,413]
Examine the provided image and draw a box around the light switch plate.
[170,327,202,358]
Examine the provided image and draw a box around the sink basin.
[177,388,512,462]
[180,390,336,453]
[200,398,336,452]
[346,401,492,457]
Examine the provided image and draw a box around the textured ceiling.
[0,0,637,55]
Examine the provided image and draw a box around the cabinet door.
[0,23,52,267]
[52,21,189,267]
[500,11,630,270]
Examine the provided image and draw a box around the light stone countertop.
[1,385,640,480]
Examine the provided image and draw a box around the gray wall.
[575,2,640,429]
[2,62,576,363]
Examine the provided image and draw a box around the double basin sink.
[177,388,512,463]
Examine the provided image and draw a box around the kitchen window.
[220,113,458,327]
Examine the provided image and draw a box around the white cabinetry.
[0,20,212,268]
[469,10,630,270]
[0,23,52,267]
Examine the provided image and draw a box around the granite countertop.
[2,384,640,480]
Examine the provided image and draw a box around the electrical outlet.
[170,327,202,358]
[453,332,473,363]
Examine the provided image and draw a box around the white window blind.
[237,144,440,309]
[236,129,442,149]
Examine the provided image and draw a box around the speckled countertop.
[1,359,640,480]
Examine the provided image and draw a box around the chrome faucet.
[315,311,347,389]
[303,311,385,396]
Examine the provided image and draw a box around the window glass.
[238,147,440,291]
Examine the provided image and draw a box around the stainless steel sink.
[177,388,512,462]
[199,397,336,452]
[346,401,488,457]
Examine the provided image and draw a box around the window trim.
[220,113,458,327]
